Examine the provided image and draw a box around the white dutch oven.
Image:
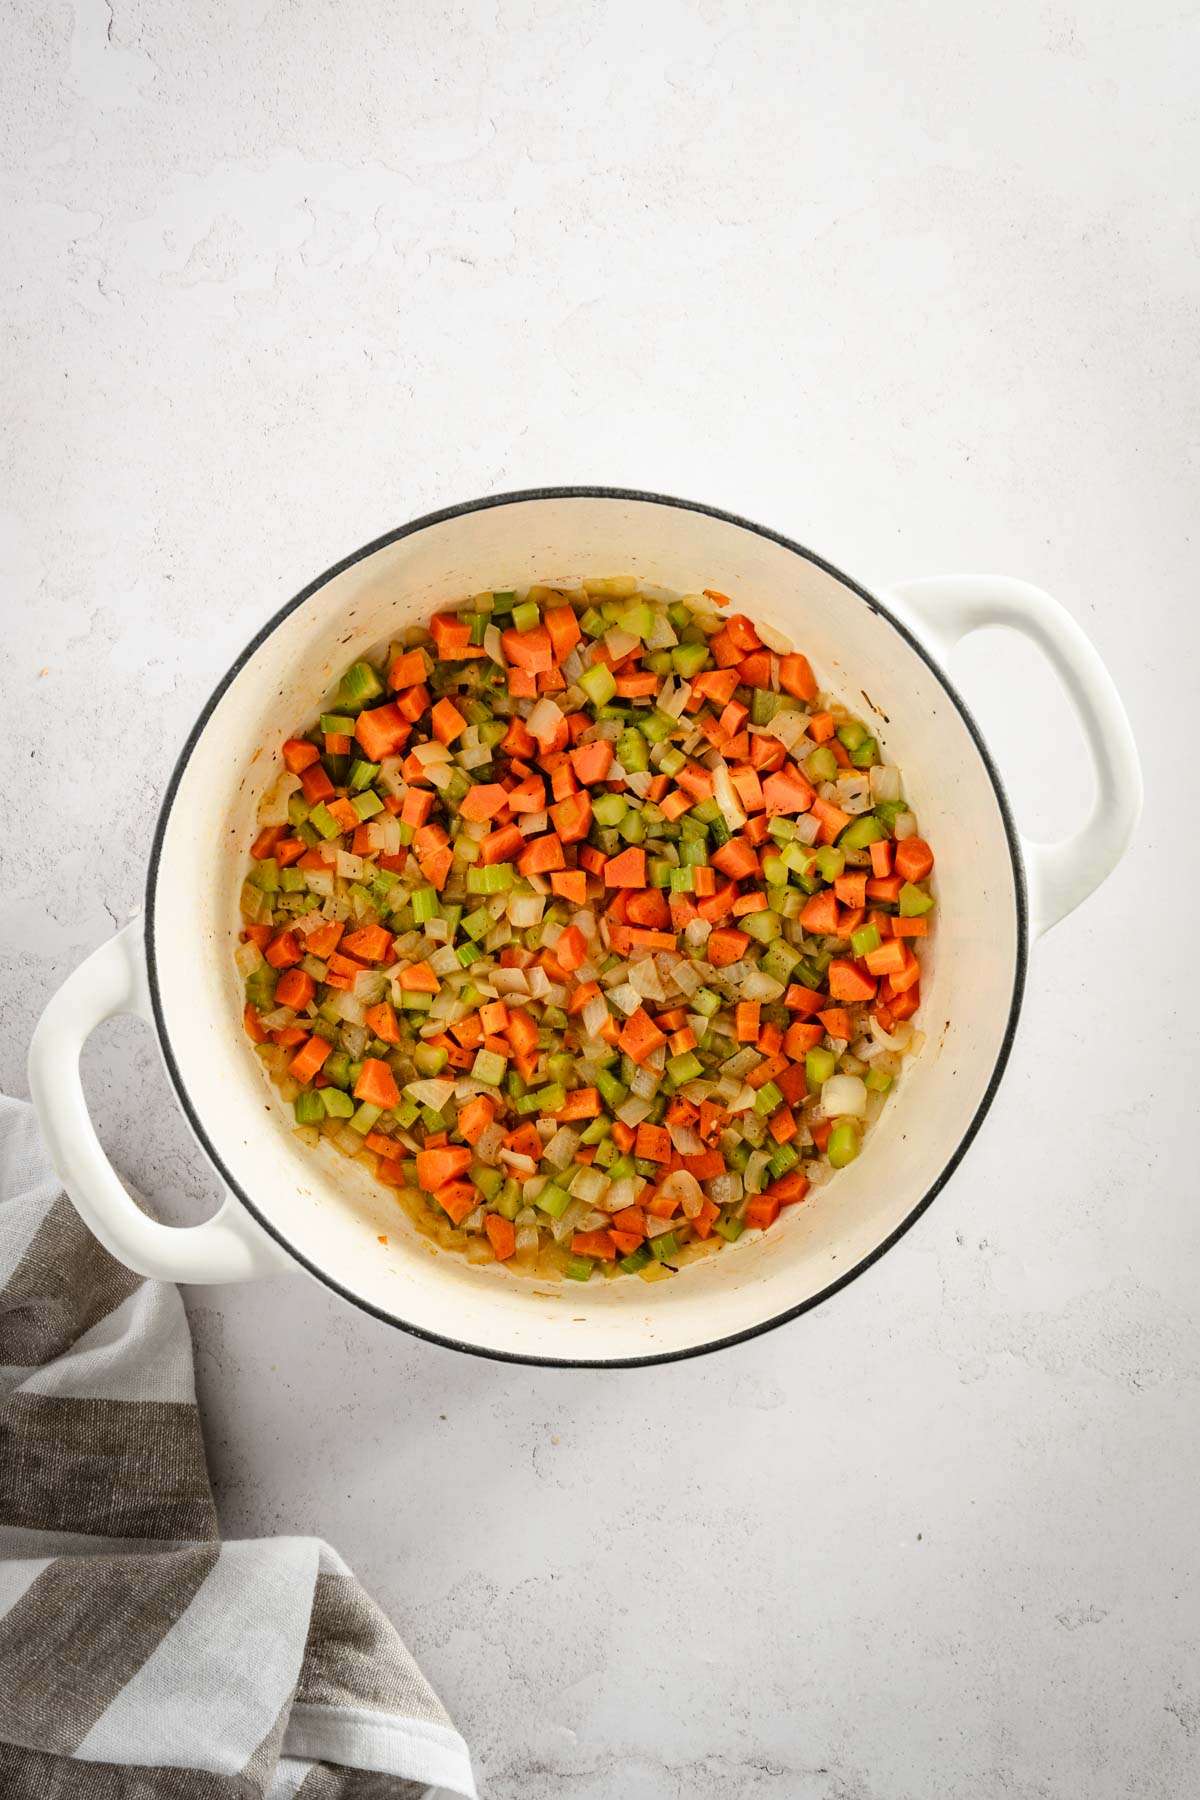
[28,491,1141,1366]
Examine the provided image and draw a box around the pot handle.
[888,575,1141,938]
[28,919,295,1283]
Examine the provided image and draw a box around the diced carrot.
[398,960,440,994]
[712,837,760,880]
[611,1206,647,1237]
[288,1034,332,1083]
[529,703,569,754]
[696,881,738,924]
[251,825,286,860]
[808,711,836,742]
[707,926,752,966]
[784,982,824,1015]
[762,767,816,817]
[834,871,868,908]
[615,671,659,698]
[501,625,553,672]
[736,1001,761,1042]
[731,890,768,917]
[415,1143,472,1191]
[779,653,819,702]
[556,1087,601,1121]
[624,888,670,930]
[891,915,929,937]
[864,939,906,977]
[548,869,587,904]
[550,791,592,843]
[354,1058,401,1109]
[895,837,935,882]
[618,1007,667,1065]
[434,1180,478,1224]
[744,1196,781,1232]
[570,739,614,785]
[808,797,852,843]
[300,762,335,804]
[342,924,392,963]
[769,1107,797,1145]
[553,924,586,972]
[644,1191,679,1219]
[676,763,714,801]
[458,1096,496,1145]
[394,683,431,723]
[609,1229,644,1256]
[387,648,427,690]
[271,1025,308,1048]
[866,874,905,903]
[306,918,344,959]
[275,968,315,1010]
[888,944,922,994]
[769,1170,811,1205]
[430,612,474,660]
[869,837,894,878]
[683,1147,727,1182]
[611,1120,635,1154]
[659,788,693,822]
[635,1122,672,1164]
[505,1008,539,1060]
[360,1000,399,1044]
[323,732,352,755]
[544,604,582,662]
[460,783,509,822]
[282,738,320,774]
[484,1213,516,1260]
[241,923,274,948]
[724,613,762,653]
[572,1229,617,1260]
[738,651,772,687]
[518,833,566,876]
[690,667,740,706]
[507,774,547,812]
[731,767,766,812]
[691,1198,720,1239]
[810,1118,832,1153]
[481,823,524,865]
[323,798,358,835]
[817,1006,855,1040]
[747,1052,788,1089]
[777,1061,807,1106]
[243,1002,268,1043]
[354,702,411,762]
[784,1020,825,1057]
[798,889,841,936]
[265,929,303,969]
[412,820,448,858]
[604,846,646,888]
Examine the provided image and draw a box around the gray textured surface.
[3,3,1198,1796]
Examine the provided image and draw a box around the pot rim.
[144,485,1029,1368]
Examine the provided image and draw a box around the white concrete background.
[2,2,1198,1794]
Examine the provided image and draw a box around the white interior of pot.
[151,495,1020,1362]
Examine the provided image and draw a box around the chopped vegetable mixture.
[238,579,936,1283]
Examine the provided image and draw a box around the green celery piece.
[805,746,839,783]
[618,1244,653,1273]
[806,1046,837,1086]
[536,1183,572,1218]
[836,718,868,752]
[768,1141,799,1178]
[596,1067,628,1110]
[667,1050,703,1084]
[827,1120,861,1168]
[393,1095,420,1128]
[322,1049,351,1088]
[579,662,616,708]
[754,1081,784,1116]
[466,611,488,646]
[839,815,885,850]
[898,882,935,917]
[308,803,342,841]
[320,1087,355,1119]
[708,814,732,848]
[578,1115,610,1146]
[347,758,381,792]
[669,865,694,893]
[512,600,540,632]
[564,1255,594,1281]
[760,940,801,984]
[874,799,909,830]
[649,1231,679,1263]
[320,713,355,735]
[339,660,384,709]
[640,709,676,745]
[714,1213,744,1242]
[411,886,440,924]
[814,845,845,881]
[248,857,280,893]
[398,989,433,1013]
[618,808,646,845]
[279,867,305,893]
[413,1042,448,1076]
[491,590,516,606]
[467,863,514,895]
[750,689,784,726]
[692,986,721,1017]
[741,909,781,944]
[349,1101,382,1134]
[617,600,655,640]
[472,1048,507,1086]
[350,789,383,820]
[648,859,673,888]
[658,746,687,777]
[616,727,648,773]
[767,815,797,843]
[579,606,606,637]
[473,1164,504,1200]
[851,923,882,957]
[865,1066,893,1094]
[761,853,789,886]
[851,736,879,768]
[593,792,628,828]
[670,640,709,678]
[293,1089,324,1125]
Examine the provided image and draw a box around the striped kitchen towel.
[0,1094,476,1800]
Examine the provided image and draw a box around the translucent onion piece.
[793,811,822,846]
[484,624,504,665]
[836,773,873,816]
[616,1096,653,1128]
[765,707,808,750]
[412,739,451,766]
[603,626,639,662]
[235,941,263,978]
[869,763,902,803]
[755,619,794,654]
[335,991,367,1027]
[473,1121,506,1165]
[629,1064,659,1100]
[406,1078,455,1112]
[508,893,546,928]
[707,1171,744,1208]
[570,1165,610,1206]
[336,850,365,880]
[527,697,563,744]
[543,1127,580,1170]
[739,969,784,1003]
[582,992,611,1037]
[667,1124,704,1157]
[515,1224,540,1255]
[894,810,918,840]
[713,761,748,831]
[820,1074,868,1119]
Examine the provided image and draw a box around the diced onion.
[792,811,821,846]
[739,969,784,1003]
[835,773,873,816]
[508,893,546,929]
[412,739,451,766]
[755,619,793,654]
[713,761,747,832]
[235,941,263,978]
[617,1096,653,1127]
[582,992,610,1036]
[869,763,902,803]
[406,1078,455,1111]
[484,624,504,665]
[543,1126,580,1169]
[894,810,918,839]
[336,850,365,880]
[765,707,808,750]
[820,1074,868,1118]
[603,626,639,661]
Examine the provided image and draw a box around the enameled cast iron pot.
[29,490,1141,1366]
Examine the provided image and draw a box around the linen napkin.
[0,1094,476,1800]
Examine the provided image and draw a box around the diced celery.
[814,846,845,882]
[618,808,646,845]
[851,923,882,957]
[828,1120,861,1167]
[338,660,384,709]
[579,607,606,638]
[693,987,721,1017]
[669,865,694,892]
[667,1050,703,1084]
[512,600,540,632]
[320,713,355,735]
[750,689,785,726]
[320,1087,355,1119]
[617,601,655,640]
[616,728,648,773]
[349,1102,382,1134]
[640,709,677,745]
[618,1244,653,1273]
[760,941,801,984]
[596,1067,629,1110]
[851,736,879,768]
[806,1046,837,1086]
[839,815,885,849]
[649,1231,679,1262]
[768,1141,799,1178]
[294,1089,324,1125]
[350,789,383,820]
[874,799,908,830]
[761,853,789,886]
[347,758,381,792]
[536,1183,572,1218]
[308,803,342,841]
[411,886,439,924]
[413,1042,448,1077]
[322,1050,351,1088]
[471,1048,508,1086]
[670,640,709,678]
[898,882,935,917]
[393,1095,420,1128]
[715,1212,744,1242]
[564,1255,594,1281]
[593,792,628,827]
[836,718,868,752]
[805,746,839,783]
[579,662,616,707]
[865,1066,893,1094]
[754,1081,784,1116]
[467,863,515,894]
[741,910,781,944]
